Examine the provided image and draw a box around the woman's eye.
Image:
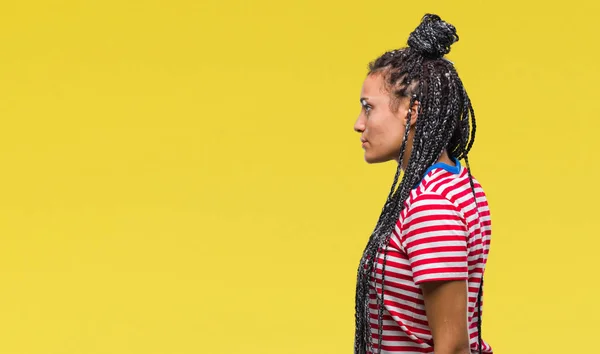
[360,99,372,115]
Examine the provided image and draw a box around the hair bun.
[407,14,459,59]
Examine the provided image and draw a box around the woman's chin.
[364,152,386,164]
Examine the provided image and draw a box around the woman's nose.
[354,115,365,133]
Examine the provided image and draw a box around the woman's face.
[354,73,413,164]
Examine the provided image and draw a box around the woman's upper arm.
[421,280,471,354]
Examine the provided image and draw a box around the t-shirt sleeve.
[400,192,469,285]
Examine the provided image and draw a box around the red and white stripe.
[367,165,492,353]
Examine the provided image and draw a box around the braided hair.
[353,14,484,354]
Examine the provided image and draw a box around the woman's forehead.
[360,74,388,100]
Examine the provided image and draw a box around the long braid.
[477,277,484,354]
[354,85,422,353]
[459,80,482,354]
[354,14,484,354]
[464,154,483,354]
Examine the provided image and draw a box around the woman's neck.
[398,150,455,171]
[436,150,455,166]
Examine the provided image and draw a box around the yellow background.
[0,1,598,353]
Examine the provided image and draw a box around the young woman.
[352,14,492,354]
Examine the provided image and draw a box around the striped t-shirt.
[368,158,492,353]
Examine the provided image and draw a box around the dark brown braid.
[354,14,484,354]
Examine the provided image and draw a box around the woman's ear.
[408,100,419,126]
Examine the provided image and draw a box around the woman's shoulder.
[403,168,484,218]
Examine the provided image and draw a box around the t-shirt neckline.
[413,157,461,190]
[424,157,461,176]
